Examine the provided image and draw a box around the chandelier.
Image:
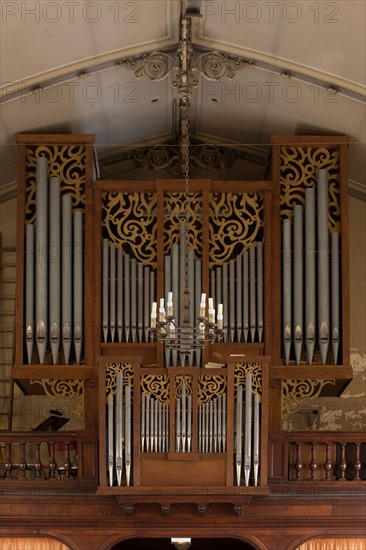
[150,7,224,364]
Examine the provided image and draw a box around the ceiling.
[0,0,365,199]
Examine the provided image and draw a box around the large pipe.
[256,242,264,343]
[62,194,72,365]
[73,211,83,364]
[293,206,303,364]
[195,259,202,367]
[235,385,243,486]
[253,392,260,486]
[282,219,292,364]
[116,372,123,486]
[141,392,146,452]
[244,372,253,486]
[182,383,187,452]
[35,156,48,364]
[125,384,132,486]
[172,243,179,364]
[331,232,340,364]
[236,255,242,343]
[164,255,171,366]
[243,252,249,342]
[138,262,144,342]
[179,222,186,325]
[249,246,256,342]
[130,258,137,342]
[305,188,316,365]
[107,393,114,486]
[117,248,123,342]
[124,254,131,343]
[49,176,61,365]
[109,243,116,342]
[144,266,150,343]
[222,262,228,342]
[229,259,235,342]
[25,223,35,364]
[317,169,330,364]
[102,239,109,342]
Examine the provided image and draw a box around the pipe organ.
[15,134,351,499]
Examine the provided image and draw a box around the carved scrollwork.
[25,145,86,223]
[198,375,226,404]
[234,363,262,398]
[194,52,252,81]
[141,375,170,404]
[175,375,193,397]
[280,146,340,232]
[282,379,336,419]
[209,193,263,266]
[124,52,177,81]
[102,192,157,268]
[105,362,134,398]
[164,193,202,258]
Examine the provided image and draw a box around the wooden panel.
[141,455,226,486]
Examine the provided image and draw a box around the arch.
[103,533,266,550]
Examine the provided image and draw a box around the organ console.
[14,133,351,498]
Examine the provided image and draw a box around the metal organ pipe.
[35,156,48,364]
[256,242,264,343]
[49,176,61,365]
[293,205,303,364]
[305,188,316,365]
[61,194,72,365]
[25,223,35,364]
[73,211,83,364]
[331,231,340,364]
[317,169,330,364]
[282,219,292,365]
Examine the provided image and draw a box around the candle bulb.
[159,298,166,323]
[167,292,174,317]
[151,302,157,328]
[217,303,223,330]
[199,292,206,318]
[208,297,215,324]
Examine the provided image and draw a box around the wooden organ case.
[14,134,352,505]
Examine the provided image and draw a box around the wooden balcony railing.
[269,431,366,484]
[0,430,98,484]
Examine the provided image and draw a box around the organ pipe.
[49,176,61,365]
[25,223,35,364]
[305,188,316,365]
[293,206,303,364]
[73,211,83,364]
[317,169,330,364]
[35,156,48,364]
[331,231,340,364]
[61,194,72,365]
[282,219,292,364]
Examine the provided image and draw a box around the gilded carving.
[198,375,226,404]
[25,145,86,223]
[234,363,262,398]
[209,193,263,266]
[105,362,134,398]
[280,146,340,232]
[164,193,202,258]
[102,192,157,268]
[282,379,336,419]
[141,375,170,404]
[175,375,193,397]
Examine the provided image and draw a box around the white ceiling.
[0,0,365,197]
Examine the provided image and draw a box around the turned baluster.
[339,442,347,481]
[5,443,12,480]
[310,442,317,480]
[354,443,361,481]
[19,442,27,480]
[295,442,303,481]
[64,442,71,479]
[49,442,57,480]
[324,443,333,481]
[34,442,42,480]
